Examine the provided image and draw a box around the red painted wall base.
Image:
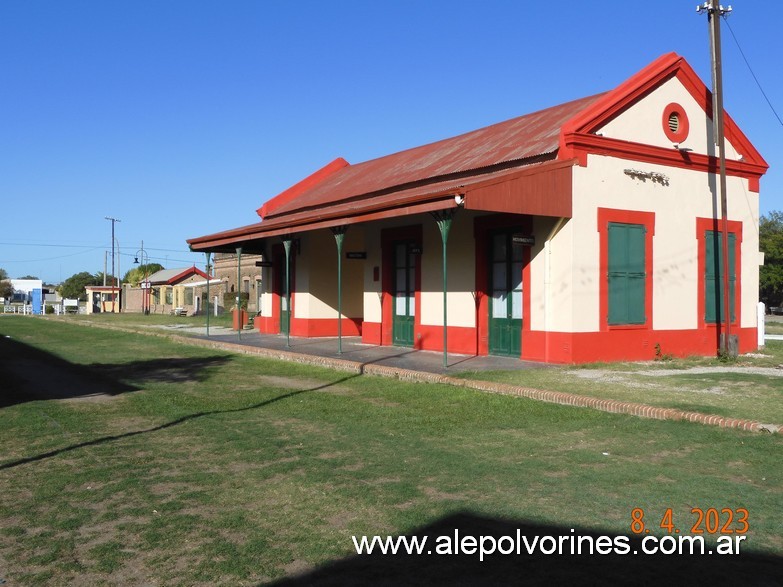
[362,322,477,355]
[268,317,759,364]
[522,327,758,364]
[256,315,362,337]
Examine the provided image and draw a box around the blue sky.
[1,1,780,284]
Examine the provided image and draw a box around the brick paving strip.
[67,320,782,435]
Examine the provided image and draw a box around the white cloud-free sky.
[1,1,780,283]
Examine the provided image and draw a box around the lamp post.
[134,241,150,315]
[205,252,212,337]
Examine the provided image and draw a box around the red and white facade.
[188,53,768,363]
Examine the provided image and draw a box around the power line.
[117,251,198,266]
[0,241,103,249]
[0,240,196,254]
[0,246,105,264]
[724,18,783,128]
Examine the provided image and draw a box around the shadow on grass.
[0,372,359,472]
[0,334,232,407]
[268,511,781,586]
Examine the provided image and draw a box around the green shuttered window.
[608,222,646,325]
[705,230,736,323]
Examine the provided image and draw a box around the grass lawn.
[62,310,237,330]
[0,316,781,585]
[457,342,783,425]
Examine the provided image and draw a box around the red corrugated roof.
[261,93,605,219]
[186,159,574,251]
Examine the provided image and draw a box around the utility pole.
[105,216,121,313]
[697,1,734,356]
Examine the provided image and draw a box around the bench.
[171,307,187,316]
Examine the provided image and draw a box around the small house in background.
[188,53,768,363]
[123,267,211,315]
[85,285,120,314]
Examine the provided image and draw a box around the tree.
[58,271,100,301]
[759,211,783,309]
[0,268,13,299]
[17,274,39,280]
[93,272,119,287]
[122,263,164,286]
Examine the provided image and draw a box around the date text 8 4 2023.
[631,508,748,535]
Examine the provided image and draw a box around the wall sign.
[512,234,535,246]
[346,252,367,259]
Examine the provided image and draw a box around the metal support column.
[432,210,455,368]
[331,226,348,354]
[283,238,292,348]
[236,247,242,340]
[205,252,212,337]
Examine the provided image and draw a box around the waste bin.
[232,309,248,330]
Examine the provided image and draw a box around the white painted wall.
[363,224,383,323]
[291,228,365,320]
[420,213,476,328]
[598,77,742,159]
[568,154,759,332]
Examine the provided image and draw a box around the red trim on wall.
[380,225,423,348]
[362,321,382,345]
[257,314,362,337]
[695,217,743,334]
[417,324,478,355]
[289,317,362,337]
[561,134,765,192]
[361,322,476,354]
[255,315,277,334]
[597,208,656,332]
[558,52,767,191]
[473,214,534,358]
[522,327,757,364]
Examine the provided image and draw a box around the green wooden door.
[392,242,416,347]
[489,233,523,356]
[608,222,646,325]
[705,230,736,323]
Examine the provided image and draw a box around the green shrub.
[223,291,249,310]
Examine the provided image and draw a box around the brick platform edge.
[65,320,782,435]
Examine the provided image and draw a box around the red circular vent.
[662,103,689,143]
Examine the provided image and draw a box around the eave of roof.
[187,159,574,252]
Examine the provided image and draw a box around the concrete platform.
[191,330,549,375]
